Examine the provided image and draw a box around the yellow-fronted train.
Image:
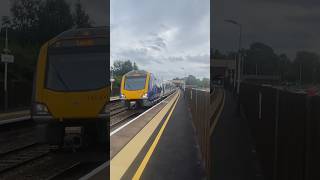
[31,27,109,150]
[120,70,162,109]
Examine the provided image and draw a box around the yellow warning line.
[110,92,179,180]
[210,90,225,135]
[132,92,180,180]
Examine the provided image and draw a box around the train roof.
[125,70,149,76]
[48,27,109,48]
[56,26,108,40]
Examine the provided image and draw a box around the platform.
[211,90,263,180]
[0,110,30,125]
[110,90,205,179]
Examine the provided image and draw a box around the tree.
[10,0,40,29]
[112,60,135,77]
[201,78,210,88]
[1,16,11,28]
[1,16,11,49]
[185,75,198,86]
[37,0,74,43]
[244,42,279,75]
[10,0,41,44]
[213,49,226,59]
[133,62,139,70]
[73,0,92,28]
[111,60,140,89]
[293,51,320,84]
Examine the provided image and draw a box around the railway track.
[109,92,176,130]
[45,161,81,180]
[109,99,143,129]
[0,143,50,174]
[110,109,142,129]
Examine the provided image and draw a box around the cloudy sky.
[0,0,107,26]
[213,0,320,59]
[111,0,210,80]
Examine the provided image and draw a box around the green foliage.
[0,0,93,83]
[201,77,210,88]
[1,16,10,27]
[111,60,139,89]
[185,75,209,88]
[37,0,74,44]
[133,62,138,70]
[213,49,237,59]
[244,42,280,75]
[7,0,93,45]
[112,60,135,77]
[10,0,41,44]
[215,42,320,85]
[73,0,92,28]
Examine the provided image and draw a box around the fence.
[239,82,320,180]
[185,87,225,179]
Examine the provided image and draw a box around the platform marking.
[110,92,179,179]
[132,92,180,180]
[110,92,176,136]
[210,90,225,135]
[0,115,30,125]
[79,161,109,180]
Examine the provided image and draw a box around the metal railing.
[185,87,225,179]
[240,82,320,180]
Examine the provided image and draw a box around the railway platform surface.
[110,96,119,101]
[0,110,30,125]
[110,91,205,179]
[211,89,263,180]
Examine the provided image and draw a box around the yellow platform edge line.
[110,91,179,180]
[132,92,180,180]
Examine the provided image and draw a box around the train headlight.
[120,94,126,99]
[34,103,49,115]
[142,93,148,99]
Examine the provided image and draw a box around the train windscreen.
[124,76,147,90]
[46,50,107,91]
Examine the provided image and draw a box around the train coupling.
[64,126,83,150]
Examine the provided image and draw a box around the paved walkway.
[120,91,205,179]
[140,92,205,179]
[211,90,263,180]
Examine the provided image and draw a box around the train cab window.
[124,76,147,90]
[46,52,107,91]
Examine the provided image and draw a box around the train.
[31,27,109,149]
[161,81,176,97]
[120,70,162,108]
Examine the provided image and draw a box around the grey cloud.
[286,13,320,24]
[140,35,167,51]
[184,54,210,64]
[111,0,210,79]
[243,0,320,9]
[114,48,163,65]
[213,0,320,59]
[166,56,184,62]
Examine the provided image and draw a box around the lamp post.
[181,67,186,91]
[225,19,242,94]
[1,17,12,111]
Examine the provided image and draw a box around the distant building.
[211,59,236,87]
[242,75,280,85]
[171,79,185,90]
